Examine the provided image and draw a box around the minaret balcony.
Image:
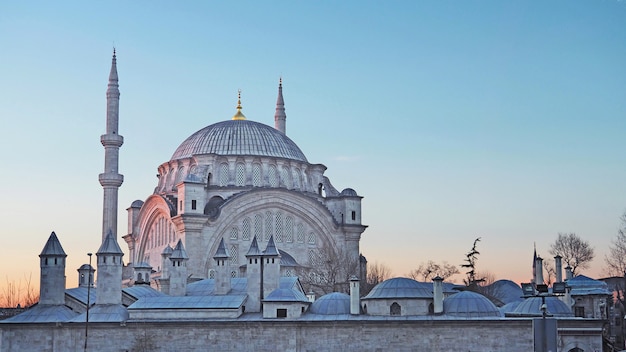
[101,133,124,147]
[99,173,124,187]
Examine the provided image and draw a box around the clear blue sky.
[1,1,625,289]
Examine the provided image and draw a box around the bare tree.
[407,260,459,282]
[605,213,626,277]
[542,257,556,286]
[362,261,392,296]
[296,243,359,295]
[549,232,594,276]
[461,237,483,288]
[0,274,39,308]
[471,271,507,306]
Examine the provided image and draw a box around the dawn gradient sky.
[1,1,625,290]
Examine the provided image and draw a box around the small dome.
[309,292,351,315]
[363,277,432,299]
[340,188,358,196]
[78,264,94,271]
[508,296,573,317]
[443,291,500,318]
[134,262,152,269]
[130,200,144,208]
[171,120,308,162]
[278,250,299,267]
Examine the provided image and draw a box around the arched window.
[265,211,273,241]
[242,218,251,240]
[390,302,401,316]
[275,212,283,242]
[236,163,245,186]
[268,165,278,187]
[219,163,229,186]
[254,214,262,240]
[137,273,143,282]
[230,227,239,240]
[296,223,305,243]
[252,164,262,187]
[285,216,294,242]
[281,167,291,189]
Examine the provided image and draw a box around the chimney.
[433,276,444,315]
[349,276,360,315]
[554,255,563,283]
[565,265,573,281]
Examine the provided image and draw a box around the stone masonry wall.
[0,319,535,352]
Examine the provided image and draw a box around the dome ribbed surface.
[509,296,573,317]
[363,277,433,299]
[310,292,351,315]
[443,291,500,318]
[171,120,307,162]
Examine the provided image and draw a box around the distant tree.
[605,213,626,278]
[407,260,459,282]
[362,261,392,296]
[461,237,483,288]
[296,243,359,295]
[471,271,505,305]
[0,274,39,308]
[542,257,556,286]
[549,232,594,276]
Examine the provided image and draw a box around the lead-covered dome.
[171,120,308,162]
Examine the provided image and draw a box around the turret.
[39,232,67,306]
[77,264,95,288]
[554,255,563,283]
[535,256,544,285]
[98,49,124,242]
[169,240,189,296]
[213,238,231,295]
[159,244,173,294]
[133,262,152,285]
[96,230,124,305]
[245,236,263,312]
[274,78,286,134]
[262,235,281,298]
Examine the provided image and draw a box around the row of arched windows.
[216,162,305,190]
[146,217,176,250]
[227,212,316,245]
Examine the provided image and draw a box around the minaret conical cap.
[245,235,262,257]
[109,48,118,83]
[232,89,246,120]
[263,235,280,257]
[40,231,67,257]
[171,239,189,260]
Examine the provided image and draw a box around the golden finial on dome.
[232,89,246,120]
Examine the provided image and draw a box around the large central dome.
[171,120,308,162]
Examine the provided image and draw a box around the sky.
[0,1,625,294]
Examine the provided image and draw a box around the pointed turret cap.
[245,236,262,257]
[263,235,280,257]
[40,232,67,257]
[170,239,189,260]
[97,230,124,255]
[161,244,174,256]
[213,238,230,260]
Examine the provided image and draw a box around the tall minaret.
[274,78,286,134]
[98,49,124,241]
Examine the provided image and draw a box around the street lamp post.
[84,253,92,352]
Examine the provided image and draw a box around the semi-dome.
[363,277,433,299]
[171,120,308,162]
[309,292,351,315]
[443,291,501,318]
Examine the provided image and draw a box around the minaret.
[98,49,124,242]
[39,232,67,305]
[274,78,286,134]
[262,235,281,297]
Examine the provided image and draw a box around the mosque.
[0,52,611,351]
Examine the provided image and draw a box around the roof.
[40,232,67,257]
[263,236,280,256]
[187,277,302,296]
[507,296,573,317]
[264,288,309,303]
[443,291,501,318]
[309,292,351,315]
[170,239,188,260]
[170,119,308,162]
[97,231,124,255]
[123,286,165,300]
[483,279,524,304]
[213,238,229,259]
[128,295,247,310]
[1,305,77,323]
[65,287,96,305]
[69,304,128,323]
[363,277,437,300]
[567,275,612,296]
[245,236,263,257]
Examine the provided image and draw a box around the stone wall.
[0,319,540,352]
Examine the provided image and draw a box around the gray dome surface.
[309,292,351,315]
[171,120,308,162]
[443,291,500,318]
[363,277,433,299]
[508,296,573,317]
